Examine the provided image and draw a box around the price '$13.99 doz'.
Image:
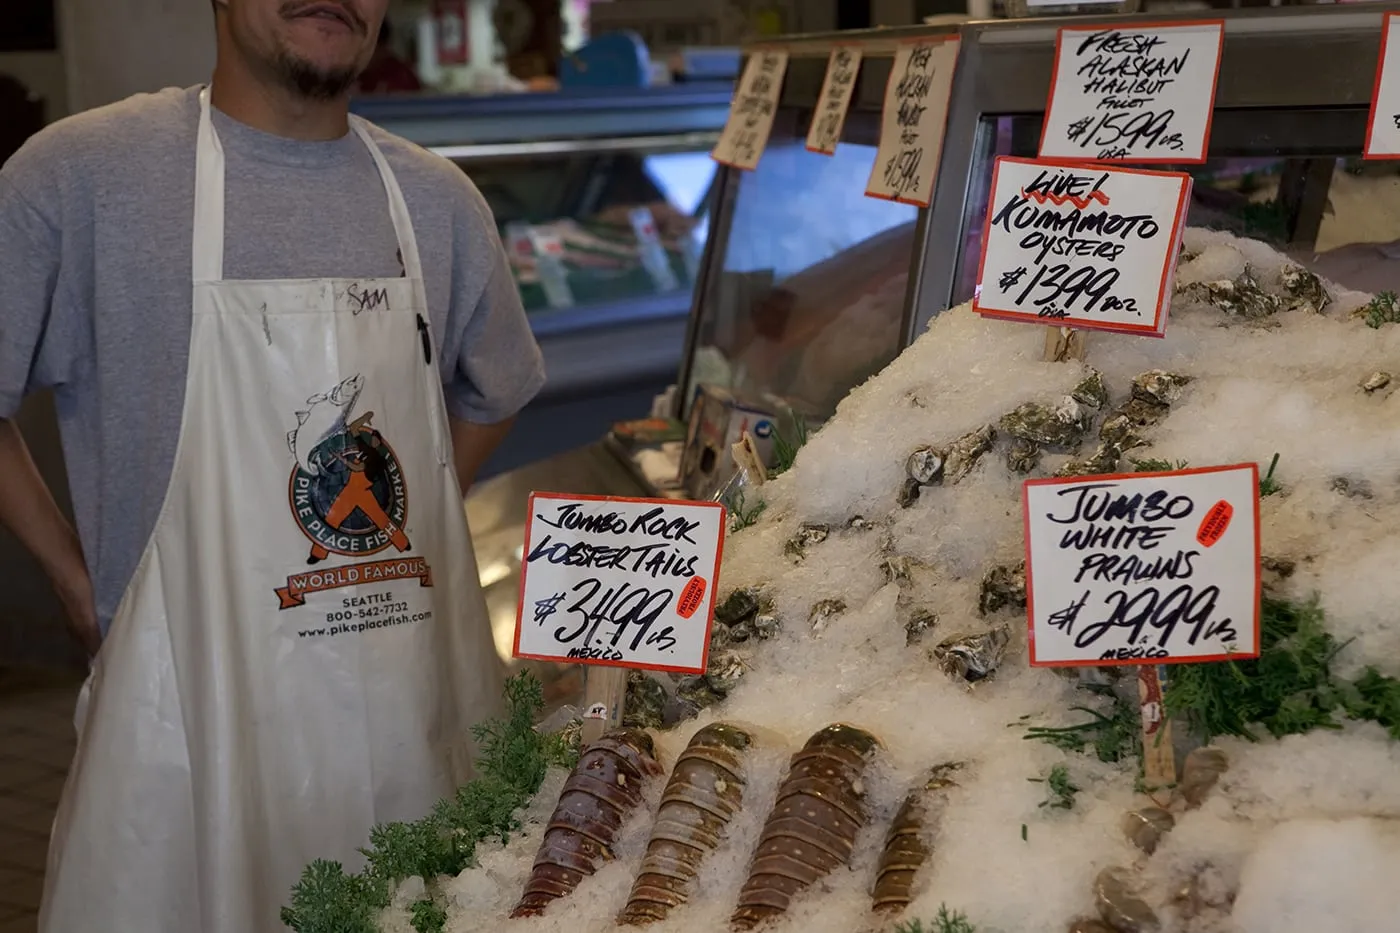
[973,157,1192,337]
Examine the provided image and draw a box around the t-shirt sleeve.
[441,182,546,425]
[0,172,65,419]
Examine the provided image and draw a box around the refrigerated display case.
[914,4,1400,335]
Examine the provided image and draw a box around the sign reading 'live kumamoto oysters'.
[514,493,726,675]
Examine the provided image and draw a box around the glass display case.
[916,5,1400,334]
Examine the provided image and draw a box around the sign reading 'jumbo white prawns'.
[513,493,726,675]
[973,156,1192,337]
[1024,465,1261,667]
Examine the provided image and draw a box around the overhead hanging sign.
[972,157,1191,336]
[807,45,863,155]
[1039,21,1224,164]
[712,49,790,171]
[865,37,960,208]
[1364,12,1400,159]
[513,493,726,674]
[1024,464,1261,667]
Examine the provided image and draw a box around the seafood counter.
[288,227,1400,933]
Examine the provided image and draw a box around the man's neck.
[208,62,350,141]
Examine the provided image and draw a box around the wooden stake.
[1043,325,1087,362]
[580,666,628,744]
[731,430,769,486]
[1137,665,1176,788]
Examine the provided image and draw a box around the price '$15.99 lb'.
[973,157,1192,337]
[513,493,726,675]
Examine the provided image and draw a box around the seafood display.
[510,730,664,918]
[731,724,881,930]
[363,227,1399,933]
[619,723,755,925]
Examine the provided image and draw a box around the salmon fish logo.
[286,375,411,565]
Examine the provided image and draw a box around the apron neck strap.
[192,86,425,284]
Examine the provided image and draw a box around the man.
[0,1,545,930]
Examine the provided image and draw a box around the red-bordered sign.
[1363,12,1400,160]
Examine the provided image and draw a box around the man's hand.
[0,417,101,657]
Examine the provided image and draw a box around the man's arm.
[0,418,100,655]
[449,415,516,494]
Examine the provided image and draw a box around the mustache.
[280,0,368,34]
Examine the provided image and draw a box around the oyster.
[1122,807,1175,855]
[978,561,1027,616]
[1067,919,1116,933]
[1361,371,1391,393]
[1179,747,1229,808]
[1280,264,1331,314]
[675,676,724,714]
[1331,476,1373,500]
[716,587,771,628]
[902,608,938,647]
[906,446,945,485]
[752,613,781,640]
[676,648,749,713]
[942,425,996,485]
[1131,371,1192,407]
[623,671,670,730]
[1094,867,1160,932]
[784,523,830,562]
[1056,442,1124,477]
[999,397,1091,450]
[848,515,875,531]
[1007,438,1041,474]
[931,625,1011,683]
[1185,266,1283,321]
[897,477,923,509]
[880,555,914,586]
[1072,370,1109,411]
[809,598,847,633]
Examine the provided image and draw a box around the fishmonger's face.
[222,0,389,99]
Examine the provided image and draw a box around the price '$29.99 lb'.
[513,493,726,675]
[973,157,1192,337]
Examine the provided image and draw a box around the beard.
[270,46,361,100]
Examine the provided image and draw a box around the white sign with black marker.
[1364,12,1400,159]
[1039,21,1224,164]
[513,494,726,674]
[807,45,862,155]
[712,50,789,171]
[865,38,959,207]
[973,157,1191,337]
[1024,465,1261,667]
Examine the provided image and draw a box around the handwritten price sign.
[1039,21,1223,165]
[973,157,1191,336]
[513,493,726,674]
[1024,465,1261,667]
[712,50,789,171]
[807,45,862,156]
[1364,13,1400,159]
[865,38,959,208]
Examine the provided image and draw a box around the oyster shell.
[1331,476,1373,500]
[1179,746,1229,808]
[897,477,923,509]
[942,424,996,485]
[784,523,830,562]
[716,587,771,628]
[978,561,1027,616]
[1361,371,1391,393]
[999,397,1091,450]
[1072,370,1109,411]
[1122,807,1175,855]
[931,625,1011,683]
[623,671,670,730]
[903,608,938,647]
[1067,919,1117,933]
[1007,438,1041,474]
[752,613,781,640]
[1184,266,1283,321]
[880,555,914,586]
[1131,371,1192,407]
[906,446,946,485]
[809,598,847,633]
[1280,264,1331,314]
[1094,867,1160,932]
[1056,442,1124,478]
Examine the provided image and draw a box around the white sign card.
[513,493,726,674]
[1364,13,1400,159]
[1039,21,1224,164]
[973,157,1191,337]
[806,45,863,155]
[1024,465,1261,667]
[865,37,959,208]
[712,49,790,171]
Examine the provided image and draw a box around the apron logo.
[277,374,435,609]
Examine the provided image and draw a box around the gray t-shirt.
[0,85,545,636]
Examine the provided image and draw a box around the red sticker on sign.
[676,576,707,619]
[1196,500,1233,548]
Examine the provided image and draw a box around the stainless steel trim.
[430,131,723,161]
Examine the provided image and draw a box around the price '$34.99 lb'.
[973,157,1192,337]
[513,493,726,675]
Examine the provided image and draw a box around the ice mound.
[393,229,1398,933]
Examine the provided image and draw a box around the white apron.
[39,88,505,933]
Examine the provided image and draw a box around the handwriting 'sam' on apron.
[38,87,505,933]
